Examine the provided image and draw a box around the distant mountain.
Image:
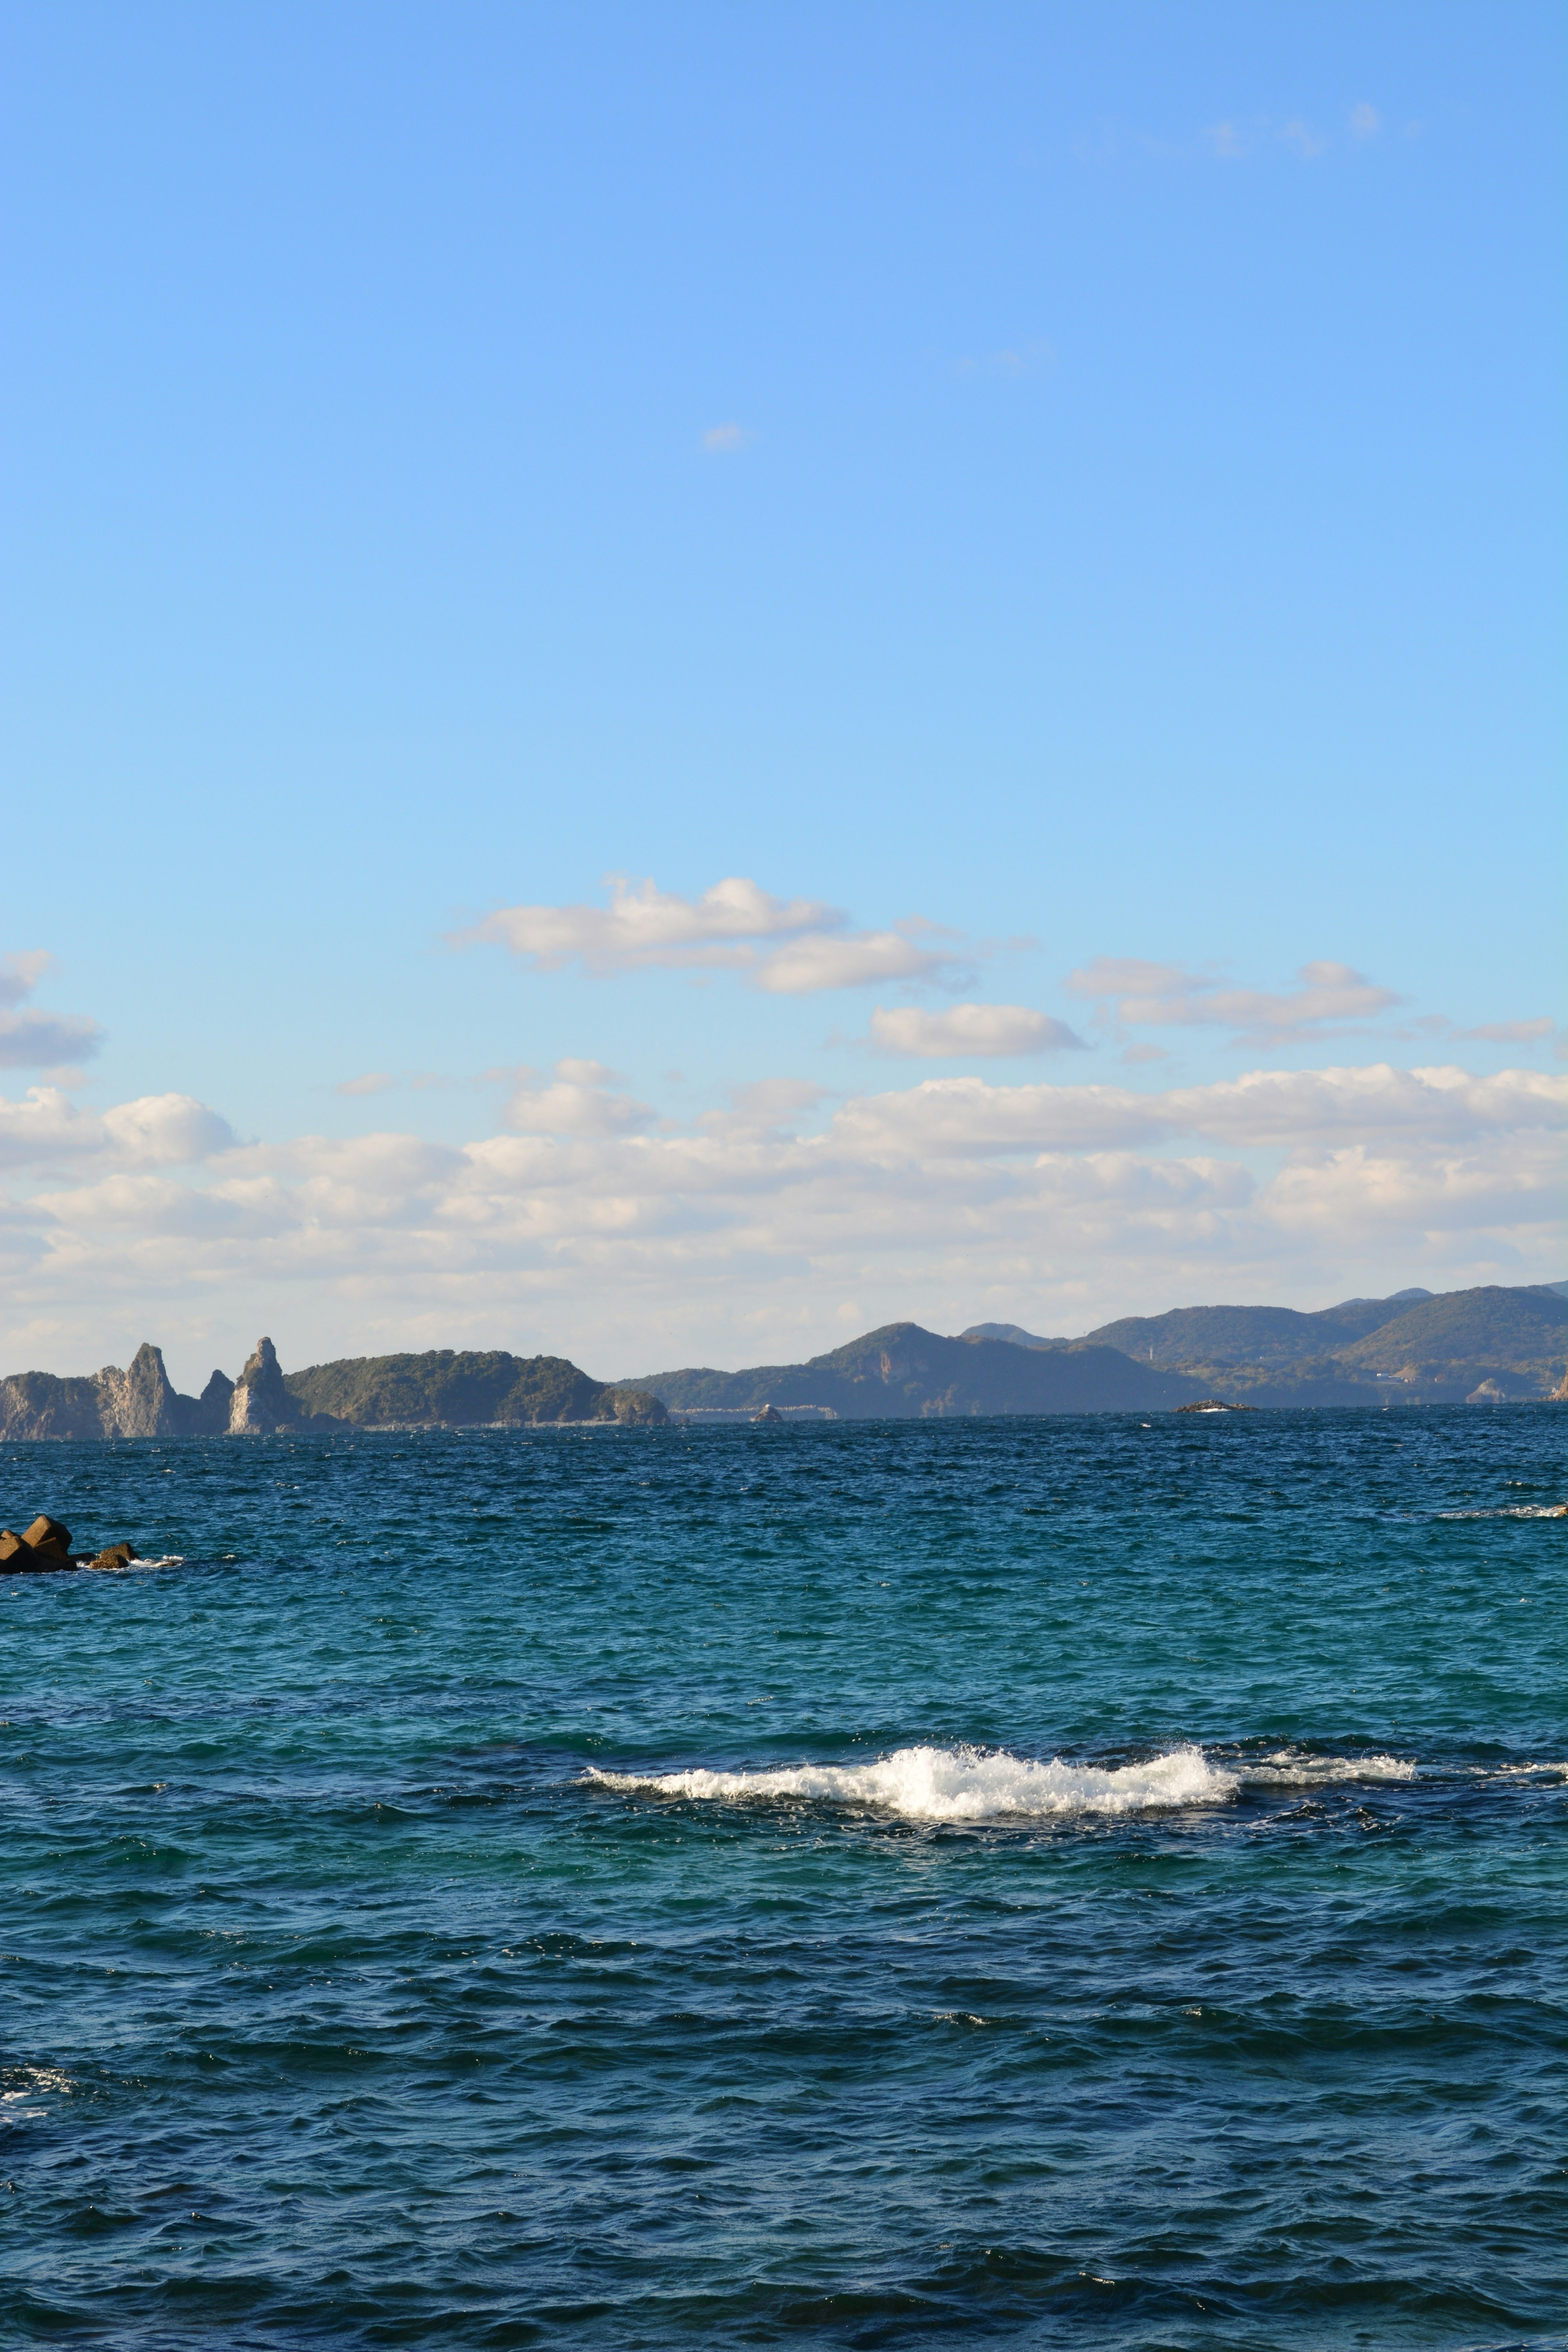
[285,1349,666,1428]
[960,1322,1070,1351]
[626,1323,1198,1418]
[957,1282,1566,1406]
[1333,1287,1568,1387]
[1074,1289,1434,1370]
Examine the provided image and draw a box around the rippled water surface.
[3,1408,1565,2349]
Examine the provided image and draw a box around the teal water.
[2,1410,1564,2350]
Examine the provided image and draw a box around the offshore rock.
[196,1368,235,1433]
[97,1343,193,1438]
[23,1515,72,1560]
[1,1343,224,1440]
[228,1336,305,1434]
[88,1541,138,1569]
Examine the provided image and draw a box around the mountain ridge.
[3,1281,1562,1440]
[633,1282,1568,1414]
[624,1323,1199,1418]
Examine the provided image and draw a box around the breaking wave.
[586,1742,1236,1822]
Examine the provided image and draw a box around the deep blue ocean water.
[2,1408,1564,2351]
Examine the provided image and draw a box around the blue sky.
[1,1,1562,1383]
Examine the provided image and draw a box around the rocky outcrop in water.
[0,1516,138,1572]
[228,1336,314,1434]
[0,1335,665,1436]
[0,1344,232,1441]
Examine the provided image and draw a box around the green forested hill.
[1077,1291,1432,1369]
[1336,1287,1568,1377]
[627,1323,1198,1417]
[963,1282,1567,1403]
[285,1350,666,1426]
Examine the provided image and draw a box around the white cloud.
[0,952,103,1068]
[702,423,751,452]
[503,1061,654,1138]
[1203,120,1246,159]
[869,1004,1087,1058]
[1065,957,1399,1046]
[0,952,53,1008]
[0,1088,235,1173]
[335,1071,396,1097]
[757,928,967,995]
[460,875,970,994]
[460,874,837,973]
[1457,1018,1555,1045]
[1349,102,1380,140]
[2,1062,1561,1379]
[100,1096,238,1166]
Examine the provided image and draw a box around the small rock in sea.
[88,1541,138,1570]
[751,1404,786,1424]
[1,1524,76,1572]
[23,1515,73,1560]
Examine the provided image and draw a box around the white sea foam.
[85,1552,184,1572]
[1437,1504,1566,1519]
[585,1742,1237,1822]
[1244,1749,1418,1787]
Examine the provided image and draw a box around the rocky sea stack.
[0,1336,667,1439]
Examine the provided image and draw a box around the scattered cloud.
[757,925,969,995]
[2,1062,1561,1378]
[702,423,752,452]
[335,1072,396,1098]
[0,952,103,1069]
[0,1087,234,1173]
[1281,118,1326,160]
[458,875,835,974]
[1065,957,1399,1047]
[869,1004,1086,1058]
[459,875,971,994]
[0,952,54,1007]
[1457,1018,1555,1045]
[502,1060,653,1138]
[1201,109,1377,163]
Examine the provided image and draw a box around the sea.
[2,1407,1564,2351]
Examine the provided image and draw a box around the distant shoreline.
[3,1280,1563,1441]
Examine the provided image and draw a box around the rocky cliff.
[0,1343,234,1441]
[0,1336,665,1437]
